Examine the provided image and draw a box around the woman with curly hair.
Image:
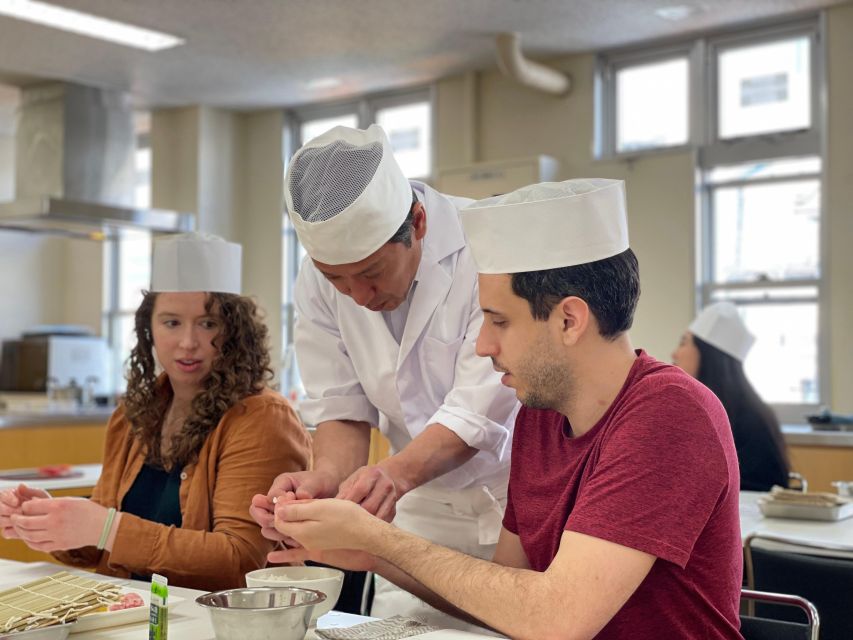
[0,233,311,590]
[672,302,789,492]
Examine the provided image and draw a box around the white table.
[740,491,853,557]
[0,560,497,639]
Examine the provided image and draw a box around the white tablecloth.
[740,490,853,557]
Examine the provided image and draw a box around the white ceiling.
[0,0,847,110]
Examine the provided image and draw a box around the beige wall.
[437,54,696,365]
[236,110,285,378]
[435,5,852,409]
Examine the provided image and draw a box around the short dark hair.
[510,248,640,339]
[387,190,419,247]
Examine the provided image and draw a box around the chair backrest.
[745,533,853,640]
[740,589,819,640]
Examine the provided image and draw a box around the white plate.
[70,587,184,633]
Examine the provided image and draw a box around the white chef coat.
[295,181,518,627]
[294,181,518,494]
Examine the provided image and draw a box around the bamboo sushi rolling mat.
[0,571,122,633]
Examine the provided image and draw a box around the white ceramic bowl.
[245,566,344,623]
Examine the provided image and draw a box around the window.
[699,21,823,413]
[597,18,825,415]
[375,101,431,179]
[597,48,691,156]
[299,113,358,146]
[281,89,433,397]
[717,36,811,139]
[616,57,689,153]
[105,111,152,394]
[702,158,822,405]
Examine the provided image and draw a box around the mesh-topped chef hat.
[151,232,242,294]
[689,302,755,361]
[284,124,411,265]
[460,179,629,274]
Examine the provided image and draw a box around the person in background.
[672,301,790,491]
[0,233,311,591]
[269,180,744,640]
[250,124,517,628]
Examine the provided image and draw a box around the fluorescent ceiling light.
[0,0,185,51]
[306,77,342,90]
[654,5,702,21]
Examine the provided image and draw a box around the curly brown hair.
[123,291,274,469]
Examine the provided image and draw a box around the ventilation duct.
[495,32,571,96]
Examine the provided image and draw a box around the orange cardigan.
[53,387,311,591]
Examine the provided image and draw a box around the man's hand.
[268,545,376,573]
[250,470,341,545]
[336,464,407,522]
[274,498,386,553]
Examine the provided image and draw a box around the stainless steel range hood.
[0,82,194,240]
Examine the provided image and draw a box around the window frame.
[697,17,827,420]
[595,41,698,159]
[598,15,827,418]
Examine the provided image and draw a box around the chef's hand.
[268,545,376,573]
[250,470,340,545]
[0,484,50,539]
[336,463,406,522]
[274,498,384,554]
[10,497,111,552]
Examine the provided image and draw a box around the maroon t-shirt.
[504,351,743,639]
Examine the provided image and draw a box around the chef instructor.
[250,124,518,628]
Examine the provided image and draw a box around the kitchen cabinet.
[0,420,108,469]
[788,445,853,492]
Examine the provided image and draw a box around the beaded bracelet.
[96,507,117,550]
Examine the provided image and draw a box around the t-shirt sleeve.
[503,480,518,534]
[565,384,731,568]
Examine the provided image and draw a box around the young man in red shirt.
[272,179,744,640]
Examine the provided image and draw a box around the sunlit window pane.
[300,114,358,145]
[376,101,431,178]
[738,302,819,404]
[712,179,819,283]
[616,58,688,152]
[718,36,811,139]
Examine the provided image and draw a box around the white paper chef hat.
[284,124,411,265]
[689,302,755,361]
[151,232,242,295]
[460,179,629,274]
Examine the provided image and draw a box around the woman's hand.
[10,497,112,553]
[0,484,50,539]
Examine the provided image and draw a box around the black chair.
[740,589,819,640]
[745,533,853,640]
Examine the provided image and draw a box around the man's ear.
[413,202,427,241]
[555,296,590,346]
